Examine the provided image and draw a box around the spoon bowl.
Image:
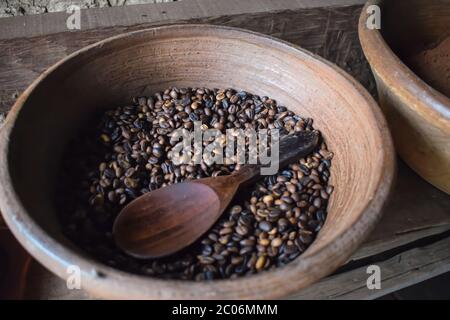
[113,181,223,258]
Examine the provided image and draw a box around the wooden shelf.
[1,0,449,299]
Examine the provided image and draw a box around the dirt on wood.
[0,0,175,18]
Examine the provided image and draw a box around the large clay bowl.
[0,24,395,299]
[359,0,450,194]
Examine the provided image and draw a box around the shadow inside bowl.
[380,0,450,98]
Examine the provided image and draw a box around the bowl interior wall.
[7,28,384,265]
[381,0,450,57]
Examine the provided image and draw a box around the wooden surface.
[359,0,450,194]
[0,22,394,299]
[353,160,450,260]
[0,0,374,113]
[0,0,367,39]
[291,236,450,300]
[0,0,448,300]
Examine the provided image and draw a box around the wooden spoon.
[113,130,320,259]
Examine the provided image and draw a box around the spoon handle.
[231,130,320,184]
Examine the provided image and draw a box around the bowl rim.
[0,23,396,299]
[358,0,450,132]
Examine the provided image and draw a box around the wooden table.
[0,0,449,300]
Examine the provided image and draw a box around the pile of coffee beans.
[58,87,333,280]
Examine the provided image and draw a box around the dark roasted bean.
[258,221,272,232]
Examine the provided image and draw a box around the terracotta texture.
[359,0,450,194]
[407,37,450,99]
[0,24,395,299]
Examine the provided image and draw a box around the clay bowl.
[359,0,450,194]
[0,24,395,299]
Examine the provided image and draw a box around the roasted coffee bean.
[240,238,255,247]
[219,227,233,236]
[271,238,283,248]
[262,195,274,206]
[236,225,249,236]
[202,245,213,256]
[58,87,333,281]
[240,246,253,256]
[230,205,242,215]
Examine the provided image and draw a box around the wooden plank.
[0,1,373,113]
[290,236,450,300]
[389,273,450,300]
[0,0,367,40]
[354,225,450,261]
[351,160,450,261]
